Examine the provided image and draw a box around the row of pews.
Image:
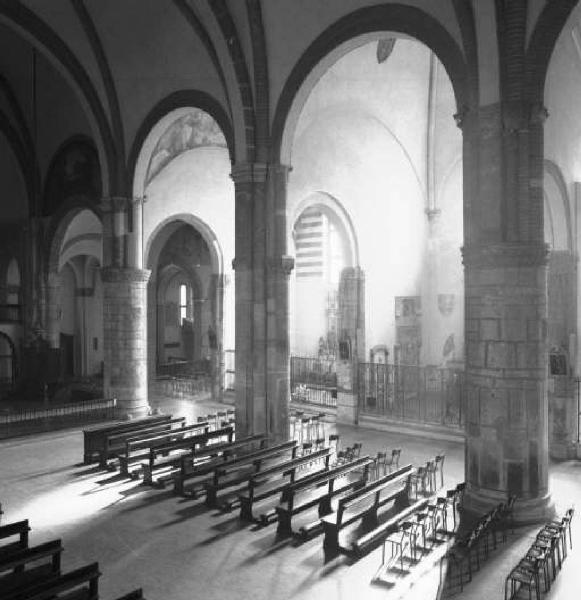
[82,410,455,587]
[0,517,144,600]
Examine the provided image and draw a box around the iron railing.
[290,355,337,407]
[157,359,210,378]
[358,363,464,428]
[0,398,117,438]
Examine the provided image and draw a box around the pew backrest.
[123,421,208,455]
[283,455,374,500]
[0,520,30,553]
[0,539,62,574]
[3,561,101,600]
[214,440,298,479]
[337,464,414,523]
[152,425,235,461]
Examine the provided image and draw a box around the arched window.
[179,283,189,324]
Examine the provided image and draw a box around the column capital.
[101,267,151,284]
[528,102,549,125]
[230,162,292,184]
[268,255,294,276]
[231,162,267,184]
[462,242,550,268]
[425,207,441,223]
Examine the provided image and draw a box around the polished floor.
[0,395,579,600]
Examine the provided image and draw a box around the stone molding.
[231,162,268,184]
[230,162,291,184]
[462,242,549,268]
[268,255,295,276]
[101,267,151,284]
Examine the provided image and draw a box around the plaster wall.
[545,16,581,200]
[143,146,235,351]
[288,41,463,361]
[263,0,462,122]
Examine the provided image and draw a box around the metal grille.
[358,363,464,428]
[290,356,337,407]
[0,398,118,439]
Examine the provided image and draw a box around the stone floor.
[0,395,579,600]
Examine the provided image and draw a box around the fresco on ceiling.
[146,110,227,186]
[43,140,101,216]
[158,224,211,270]
[376,38,396,64]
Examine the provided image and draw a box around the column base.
[462,485,555,525]
[115,400,151,420]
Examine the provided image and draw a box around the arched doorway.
[133,104,234,402]
[146,218,226,400]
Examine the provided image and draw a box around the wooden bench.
[0,539,63,594]
[3,561,100,600]
[354,496,430,557]
[141,425,235,486]
[116,420,209,476]
[98,417,187,468]
[274,455,374,536]
[320,464,414,553]
[83,414,172,464]
[204,440,298,508]
[174,434,268,496]
[114,589,145,600]
[239,447,332,521]
[0,520,30,559]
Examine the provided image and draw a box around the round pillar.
[102,267,151,417]
[462,243,553,523]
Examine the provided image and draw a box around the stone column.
[266,165,293,442]
[100,197,151,418]
[102,267,151,417]
[462,243,552,522]
[231,163,292,441]
[460,95,553,522]
[210,273,226,402]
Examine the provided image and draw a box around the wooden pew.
[3,561,100,600]
[114,589,145,600]
[174,434,268,496]
[204,440,298,508]
[141,425,234,486]
[0,539,62,594]
[353,496,430,557]
[238,447,332,521]
[320,464,414,553]
[83,414,172,464]
[116,420,209,476]
[274,456,374,536]
[0,521,30,559]
[98,417,187,469]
